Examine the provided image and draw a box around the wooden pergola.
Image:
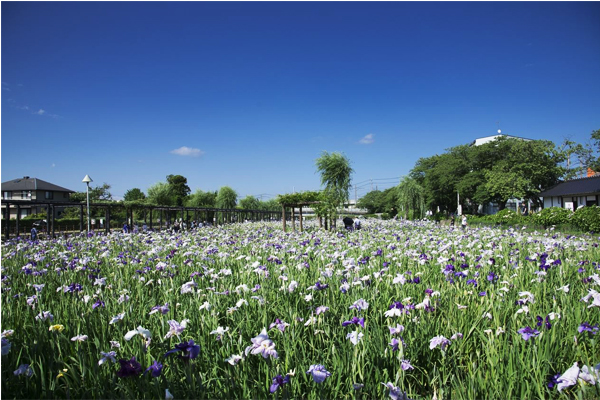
[1,200,283,240]
[281,201,320,232]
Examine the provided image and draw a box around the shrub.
[532,207,573,227]
[572,205,600,233]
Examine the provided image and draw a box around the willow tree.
[216,186,238,223]
[315,151,353,229]
[397,176,425,220]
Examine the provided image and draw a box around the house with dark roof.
[1,176,75,218]
[538,175,600,210]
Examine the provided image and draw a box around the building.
[1,176,75,218]
[538,175,600,210]
[472,131,533,146]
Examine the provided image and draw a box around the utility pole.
[370,179,373,191]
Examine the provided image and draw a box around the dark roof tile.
[539,176,600,197]
[1,177,75,193]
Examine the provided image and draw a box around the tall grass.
[1,220,599,399]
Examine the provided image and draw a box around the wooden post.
[282,206,286,232]
[291,207,296,231]
[105,207,110,234]
[46,204,51,236]
[3,204,9,240]
[79,205,84,232]
[51,205,56,238]
[149,208,153,230]
[299,206,303,232]
[16,205,20,238]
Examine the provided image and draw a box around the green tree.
[481,138,565,209]
[216,186,238,223]
[397,177,425,220]
[146,182,175,206]
[216,186,238,209]
[357,190,384,214]
[123,188,146,202]
[70,183,113,203]
[315,152,353,203]
[315,152,353,227]
[590,129,600,172]
[186,189,217,208]
[166,174,191,206]
[239,195,261,210]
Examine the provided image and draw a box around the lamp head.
[82,175,93,184]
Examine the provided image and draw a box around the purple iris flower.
[315,306,329,315]
[349,299,369,311]
[389,338,401,351]
[165,340,200,360]
[314,281,329,291]
[401,359,414,371]
[342,316,365,328]
[578,322,599,334]
[536,315,552,330]
[269,374,290,393]
[92,300,105,309]
[547,373,562,388]
[487,272,498,283]
[269,318,289,333]
[149,303,169,315]
[144,360,163,378]
[517,326,540,341]
[306,364,331,383]
[116,356,143,378]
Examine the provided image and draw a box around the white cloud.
[35,109,45,115]
[51,163,56,168]
[170,146,205,157]
[359,133,375,144]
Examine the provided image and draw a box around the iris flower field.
[1,220,599,399]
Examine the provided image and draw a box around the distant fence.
[1,200,285,240]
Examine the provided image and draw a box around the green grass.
[1,220,599,399]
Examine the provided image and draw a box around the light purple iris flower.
[401,359,414,371]
[306,364,331,383]
[316,306,329,315]
[382,382,411,400]
[164,320,188,339]
[149,303,169,315]
[429,335,451,350]
[245,328,278,359]
[349,299,369,311]
[517,326,540,341]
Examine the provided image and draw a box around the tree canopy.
[216,186,237,209]
[315,152,354,204]
[166,175,191,206]
[410,137,566,213]
[123,188,146,202]
[70,183,113,203]
[146,182,175,206]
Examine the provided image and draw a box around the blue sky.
[2,2,599,200]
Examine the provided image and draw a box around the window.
[45,191,54,200]
[3,191,12,200]
[63,192,70,199]
[21,191,31,199]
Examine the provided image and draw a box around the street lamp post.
[82,175,93,232]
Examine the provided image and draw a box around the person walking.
[31,226,38,241]
[461,215,468,230]
[354,217,361,231]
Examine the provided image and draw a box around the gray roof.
[539,175,600,197]
[1,176,75,193]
